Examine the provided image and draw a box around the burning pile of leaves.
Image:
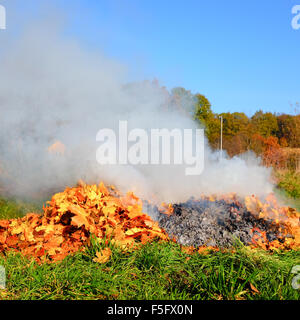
[0,181,168,262]
[0,181,299,264]
[158,193,300,251]
[245,194,300,250]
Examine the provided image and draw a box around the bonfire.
[0,180,299,263]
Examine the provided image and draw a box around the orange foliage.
[0,182,168,262]
[245,194,300,250]
[0,181,299,263]
[251,134,286,168]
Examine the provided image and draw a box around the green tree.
[220,112,249,137]
[194,94,220,145]
[251,111,279,138]
[194,94,214,126]
[216,112,251,155]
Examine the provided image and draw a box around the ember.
[158,193,300,250]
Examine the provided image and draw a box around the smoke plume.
[0,13,274,203]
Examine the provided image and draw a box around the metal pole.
[219,115,223,161]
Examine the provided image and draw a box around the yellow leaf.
[125,228,144,236]
[11,225,24,235]
[93,248,112,264]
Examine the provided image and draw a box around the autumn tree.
[277,114,300,148]
[171,87,197,117]
[164,85,300,161]
[220,112,249,137]
[262,136,282,167]
[214,112,251,155]
[251,111,278,138]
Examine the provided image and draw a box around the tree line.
[167,86,300,170]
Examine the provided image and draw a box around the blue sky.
[3,0,300,115]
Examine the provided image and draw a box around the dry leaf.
[250,283,260,294]
[93,248,112,264]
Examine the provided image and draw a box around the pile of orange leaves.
[0,182,299,264]
[0,182,168,263]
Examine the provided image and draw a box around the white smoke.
[0,13,274,203]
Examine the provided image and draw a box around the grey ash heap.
[155,197,287,248]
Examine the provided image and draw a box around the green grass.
[274,188,300,212]
[0,196,299,300]
[273,169,300,211]
[0,197,42,220]
[0,240,299,300]
[276,171,300,200]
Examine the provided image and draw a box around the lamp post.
[219,115,223,161]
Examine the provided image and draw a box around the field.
[274,170,300,211]
[0,192,299,300]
